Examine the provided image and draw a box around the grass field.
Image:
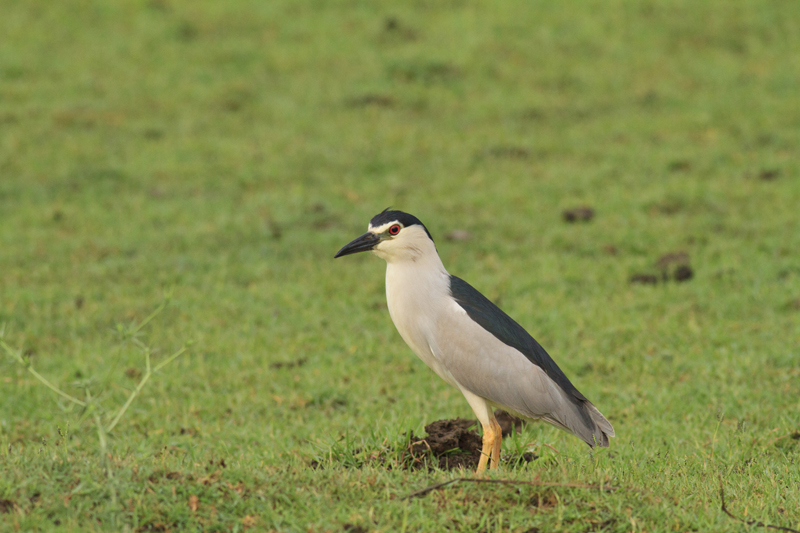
[2,0,800,531]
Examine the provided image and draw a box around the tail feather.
[586,402,615,438]
[542,400,614,448]
[576,401,614,447]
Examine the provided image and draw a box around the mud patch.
[656,251,688,271]
[562,206,594,223]
[0,499,17,514]
[667,160,692,172]
[602,244,618,255]
[388,61,460,85]
[345,94,395,108]
[269,358,307,370]
[673,265,693,282]
[382,17,418,41]
[631,252,694,284]
[148,470,183,483]
[409,418,482,471]
[629,273,658,285]
[656,252,693,282]
[759,169,780,181]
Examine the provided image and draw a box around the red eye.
[389,224,401,235]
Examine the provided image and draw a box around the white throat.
[377,229,449,312]
[379,231,455,386]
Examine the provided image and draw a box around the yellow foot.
[476,419,503,473]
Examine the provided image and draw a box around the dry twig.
[719,477,799,533]
[404,477,617,500]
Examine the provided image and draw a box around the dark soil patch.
[629,273,658,285]
[759,169,780,181]
[148,470,183,483]
[495,409,526,436]
[673,264,693,282]
[782,299,800,312]
[656,252,693,282]
[602,244,618,255]
[269,358,307,370]
[343,524,368,533]
[632,252,694,284]
[519,451,538,464]
[562,206,594,223]
[382,16,418,41]
[409,418,482,471]
[408,412,528,470]
[345,94,395,108]
[668,160,692,172]
[0,499,16,514]
[388,61,459,84]
[656,251,689,271]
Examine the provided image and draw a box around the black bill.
[334,232,381,258]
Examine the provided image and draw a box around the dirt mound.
[312,413,533,471]
[408,412,528,471]
[409,418,482,470]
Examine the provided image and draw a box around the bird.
[334,209,614,472]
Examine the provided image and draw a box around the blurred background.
[2,0,799,459]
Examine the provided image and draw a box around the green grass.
[2,0,800,530]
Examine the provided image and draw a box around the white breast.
[384,258,459,388]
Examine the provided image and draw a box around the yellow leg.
[490,419,502,469]
[459,390,502,474]
[476,422,497,474]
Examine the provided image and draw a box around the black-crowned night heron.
[335,210,614,472]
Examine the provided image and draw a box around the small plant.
[1,293,191,457]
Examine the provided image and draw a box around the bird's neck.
[384,249,450,321]
[384,250,448,280]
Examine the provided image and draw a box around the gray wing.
[449,276,586,402]
[448,275,614,446]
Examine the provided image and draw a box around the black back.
[449,275,588,404]
[370,209,434,242]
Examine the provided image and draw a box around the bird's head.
[334,209,436,263]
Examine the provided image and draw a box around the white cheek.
[371,240,390,258]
